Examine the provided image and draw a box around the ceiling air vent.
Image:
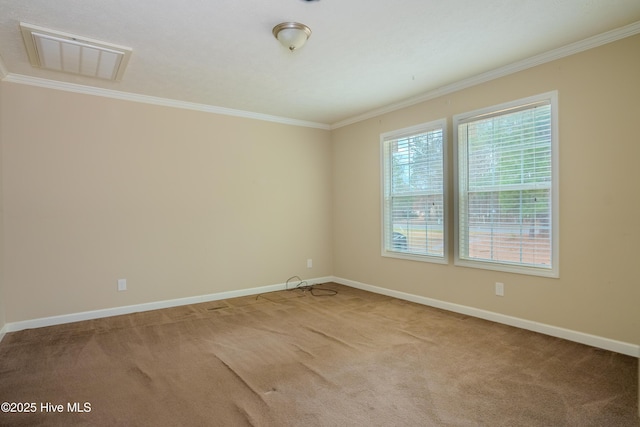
[20,22,132,81]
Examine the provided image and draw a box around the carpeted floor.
[0,283,637,426]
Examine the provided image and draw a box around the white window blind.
[455,93,558,277]
[381,120,446,262]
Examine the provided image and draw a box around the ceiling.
[1,1,639,128]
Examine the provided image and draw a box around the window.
[454,92,559,277]
[381,119,447,263]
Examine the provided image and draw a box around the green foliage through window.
[455,93,558,276]
[382,120,446,261]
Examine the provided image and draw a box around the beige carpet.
[0,283,637,426]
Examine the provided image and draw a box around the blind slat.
[458,101,553,269]
[382,121,446,259]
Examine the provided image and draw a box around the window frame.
[380,119,448,264]
[453,91,559,278]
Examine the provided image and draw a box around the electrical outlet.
[307,259,313,268]
[118,279,127,292]
[495,282,504,297]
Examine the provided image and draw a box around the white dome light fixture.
[272,22,311,51]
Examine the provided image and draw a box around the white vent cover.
[20,22,132,81]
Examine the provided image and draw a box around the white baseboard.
[2,275,638,359]
[332,276,640,358]
[0,276,334,337]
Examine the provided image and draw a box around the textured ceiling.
[1,1,639,127]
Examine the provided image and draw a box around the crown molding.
[331,20,640,129]
[1,74,331,130]
[2,21,638,131]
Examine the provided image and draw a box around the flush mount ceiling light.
[272,22,311,51]
[20,22,132,81]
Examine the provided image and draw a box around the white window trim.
[453,91,560,278]
[380,119,448,264]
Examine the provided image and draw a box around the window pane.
[456,94,557,276]
[392,194,444,256]
[382,120,446,262]
[463,189,551,266]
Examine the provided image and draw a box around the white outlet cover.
[118,279,127,291]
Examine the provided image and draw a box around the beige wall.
[0,34,638,352]
[0,83,333,322]
[0,81,5,332]
[332,34,640,345]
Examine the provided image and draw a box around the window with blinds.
[454,92,559,277]
[381,119,447,262]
